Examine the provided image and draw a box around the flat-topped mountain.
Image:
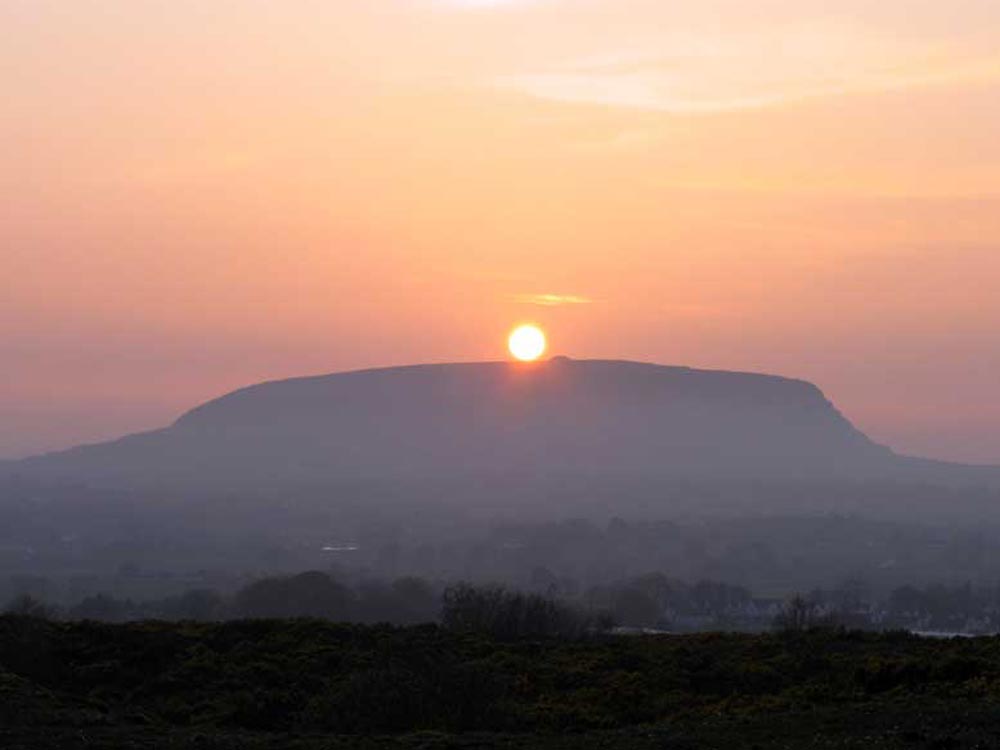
[8,358,909,489]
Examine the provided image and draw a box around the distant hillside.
[4,358,935,490]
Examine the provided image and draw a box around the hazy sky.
[3,0,1000,463]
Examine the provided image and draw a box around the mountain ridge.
[4,358,996,491]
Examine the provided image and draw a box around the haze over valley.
[3,357,1000,624]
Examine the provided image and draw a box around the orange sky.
[3,0,1000,463]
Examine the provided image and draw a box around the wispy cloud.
[514,293,594,306]
[493,29,1000,114]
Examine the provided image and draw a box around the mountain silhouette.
[7,358,942,490]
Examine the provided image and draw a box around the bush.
[0,614,58,684]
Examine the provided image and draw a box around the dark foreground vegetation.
[5,615,1000,748]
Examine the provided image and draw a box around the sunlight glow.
[508,325,547,362]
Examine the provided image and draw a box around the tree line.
[9,570,1000,636]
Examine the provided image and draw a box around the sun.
[508,324,547,362]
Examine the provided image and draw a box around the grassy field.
[4,616,1000,748]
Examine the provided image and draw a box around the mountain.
[6,358,927,490]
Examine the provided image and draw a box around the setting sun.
[508,325,547,362]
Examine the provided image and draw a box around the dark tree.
[773,594,836,632]
[3,594,56,620]
[233,571,354,620]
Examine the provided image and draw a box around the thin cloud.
[514,293,594,306]
[493,30,1000,114]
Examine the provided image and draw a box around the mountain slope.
[7,358,908,489]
